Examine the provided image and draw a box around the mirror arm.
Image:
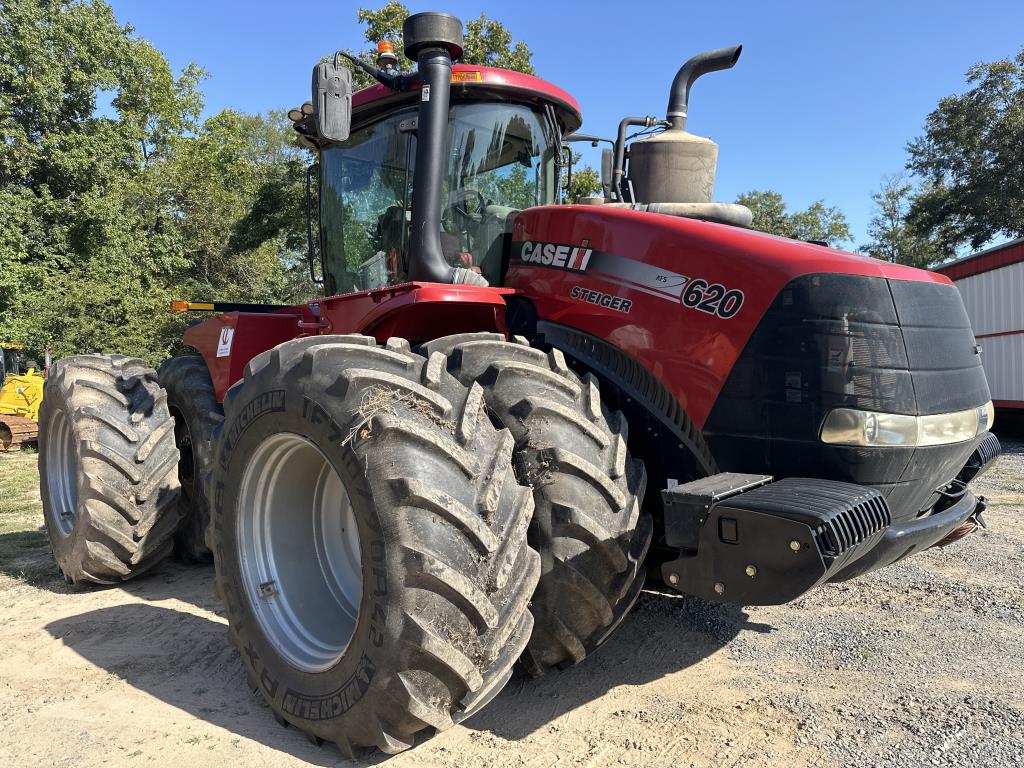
[565,132,614,148]
[567,147,572,201]
[338,51,413,91]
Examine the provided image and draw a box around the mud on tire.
[157,353,223,562]
[209,335,540,755]
[422,333,652,674]
[38,355,182,584]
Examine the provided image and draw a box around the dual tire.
[38,353,225,582]
[38,335,651,754]
[209,334,650,751]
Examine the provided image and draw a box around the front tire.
[210,335,540,755]
[423,333,652,674]
[38,355,182,584]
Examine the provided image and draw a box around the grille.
[956,431,1002,484]
[974,431,1001,469]
[813,495,891,561]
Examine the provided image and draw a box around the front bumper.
[660,433,999,605]
[829,482,984,582]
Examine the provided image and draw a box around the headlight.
[821,402,994,447]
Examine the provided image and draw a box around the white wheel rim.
[236,432,362,672]
[45,408,78,537]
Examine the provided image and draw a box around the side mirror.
[600,148,613,198]
[312,57,352,142]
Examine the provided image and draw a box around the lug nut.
[789,539,801,551]
[668,572,679,585]
[714,582,725,595]
[745,565,757,577]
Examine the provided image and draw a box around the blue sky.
[110,0,1023,249]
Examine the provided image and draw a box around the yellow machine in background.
[0,343,44,451]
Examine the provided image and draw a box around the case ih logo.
[512,238,745,320]
[516,240,593,271]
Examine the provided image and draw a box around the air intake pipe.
[666,45,742,131]
[403,12,486,286]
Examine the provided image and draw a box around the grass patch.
[0,450,59,586]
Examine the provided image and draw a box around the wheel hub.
[45,408,78,536]
[237,433,362,672]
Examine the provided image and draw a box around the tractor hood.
[505,204,964,428]
[506,204,990,525]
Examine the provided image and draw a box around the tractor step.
[0,415,38,451]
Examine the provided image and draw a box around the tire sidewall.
[212,380,400,736]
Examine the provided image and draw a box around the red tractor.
[37,12,1000,756]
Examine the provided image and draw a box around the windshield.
[319,102,558,294]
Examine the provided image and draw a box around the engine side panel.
[506,205,950,428]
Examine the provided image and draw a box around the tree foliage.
[0,0,312,365]
[906,48,1024,251]
[735,190,852,246]
[564,152,603,203]
[348,2,534,90]
[860,174,943,268]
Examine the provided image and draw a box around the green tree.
[227,111,316,301]
[906,48,1024,251]
[860,174,944,268]
[736,190,852,246]
[347,2,535,90]
[0,1,313,364]
[565,152,603,203]
[0,0,204,363]
[167,109,314,303]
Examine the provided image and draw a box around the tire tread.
[39,355,182,584]
[432,332,652,673]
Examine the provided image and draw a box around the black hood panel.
[704,273,990,521]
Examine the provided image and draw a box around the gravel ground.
[0,438,1021,767]
[724,437,1024,767]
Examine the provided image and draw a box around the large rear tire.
[209,335,540,755]
[157,353,223,562]
[422,333,652,674]
[38,355,182,584]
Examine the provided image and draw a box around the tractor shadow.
[44,573,343,766]
[44,565,771,764]
[463,587,769,742]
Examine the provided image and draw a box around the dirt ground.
[1,440,1022,768]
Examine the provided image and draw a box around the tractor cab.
[292,57,581,296]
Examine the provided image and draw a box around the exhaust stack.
[627,45,742,206]
[666,45,742,131]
